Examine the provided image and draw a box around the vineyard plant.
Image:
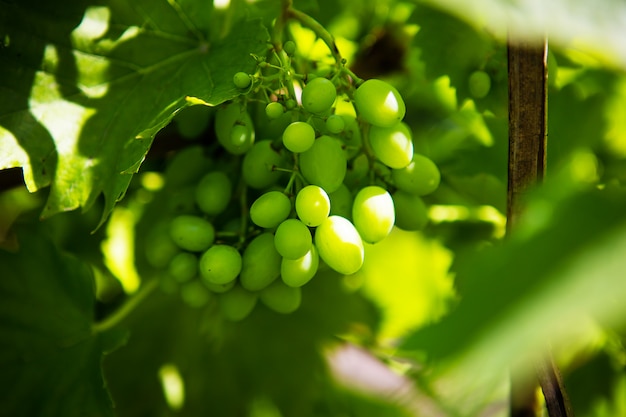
[2,0,626,416]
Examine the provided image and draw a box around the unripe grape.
[354,79,406,127]
[240,233,282,291]
[295,185,330,227]
[339,115,363,159]
[180,280,212,308]
[199,244,242,285]
[260,280,302,314]
[218,285,258,321]
[250,191,292,228]
[368,122,414,169]
[215,103,255,154]
[242,140,285,189]
[283,40,296,56]
[233,72,252,89]
[281,245,319,288]
[265,102,284,119]
[468,70,491,99]
[392,191,429,231]
[169,215,215,252]
[168,252,198,283]
[174,105,212,140]
[326,114,345,134]
[195,171,232,215]
[145,221,180,268]
[274,219,312,260]
[352,186,395,244]
[391,154,441,196]
[282,121,315,153]
[314,216,364,275]
[164,145,212,188]
[301,77,336,114]
[299,135,347,193]
[328,183,353,219]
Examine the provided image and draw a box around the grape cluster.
[145,40,441,320]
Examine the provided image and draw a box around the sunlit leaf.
[0,0,268,225]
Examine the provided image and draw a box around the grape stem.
[91,279,159,334]
[283,6,344,68]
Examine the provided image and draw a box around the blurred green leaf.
[414,0,626,70]
[402,186,626,414]
[0,0,268,225]
[0,227,125,417]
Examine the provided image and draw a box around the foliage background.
[1,0,626,416]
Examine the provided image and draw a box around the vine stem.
[92,279,159,334]
[284,7,344,68]
[507,38,573,417]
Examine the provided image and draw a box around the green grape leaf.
[0,0,269,226]
[0,227,127,417]
[401,186,626,413]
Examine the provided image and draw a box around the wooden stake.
[507,39,574,417]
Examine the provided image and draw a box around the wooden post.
[507,39,574,417]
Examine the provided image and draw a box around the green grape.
[215,102,255,155]
[249,191,292,228]
[174,105,212,139]
[274,219,312,260]
[242,140,286,189]
[233,71,252,89]
[283,40,296,56]
[344,153,369,189]
[368,122,414,169]
[352,186,395,244]
[218,285,258,321]
[314,216,364,275]
[391,154,441,196]
[285,99,296,110]
[167,185,197,214]
[354,79,406,127]
[265,101,284,119]
[392,191,429,231]
[468,70,491,99]
[295,185,330,227]
[203,279,235,294]
[168,252,198,283]
[169,215,215,252]
[325,114,345,134]
[299,135,347,193]
[195,171,232,216]
[282,121,316,153]
[145,221,180,268]
[301,77,336,114]
[180,280,212,308]
[199,244,242,285]
[260,280,302,314]
[328,183,353,219]
[240,233,282,291]
[281,245,319,288]
[339,115,362,159]
[164,146,212,188]
[230,124,250,147]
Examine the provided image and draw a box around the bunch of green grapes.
[141,38,441,321]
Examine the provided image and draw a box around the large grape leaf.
[0,0,269,226]
[401,185,626,415]
[0,226,126,417]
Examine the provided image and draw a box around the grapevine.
[141,4,441,320]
